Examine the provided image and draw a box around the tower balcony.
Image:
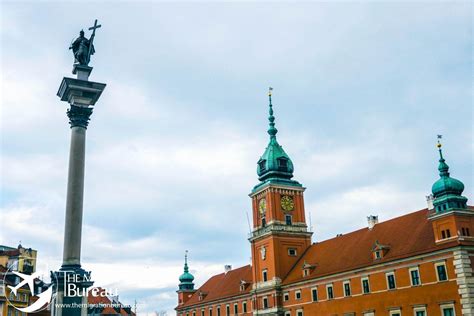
[248,222,312,241]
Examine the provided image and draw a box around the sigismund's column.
[51,20,106,316]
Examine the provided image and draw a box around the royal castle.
[175,91,473,316]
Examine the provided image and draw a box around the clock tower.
[249,89,312,300]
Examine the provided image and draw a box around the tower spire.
[184,250,189,272]
[267,87,278,139]
[178,250,195,291]
[436,135,449,177]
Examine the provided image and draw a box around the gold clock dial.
[259,199,267,215]
[280,195,294,212]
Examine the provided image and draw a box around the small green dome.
[430,142,468,213]
[178,251,195,291]
[179,270,194,283]
[432,176,465,198]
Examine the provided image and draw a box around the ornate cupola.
[178,251,195,291]
[431,138,468,213]
[177,251,196,306]
[254,88,301,192]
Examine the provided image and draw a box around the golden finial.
[268,87,273,96]
[437,134,443,148]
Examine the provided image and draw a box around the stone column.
[52,65,106,316]
[62,105,92,266]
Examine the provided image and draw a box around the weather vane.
[69,19,101,66]
[437,134,443,148]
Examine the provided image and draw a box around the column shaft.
[62,126,87,266]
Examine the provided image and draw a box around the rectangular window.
[414,308,426,316]
[288,248,297,256]
[262,269,268,282]
[441,305,455,316]
[343,281,351,297]
[327,284,334,299]
[410,267,421,286]
[234,304,238,314]
[295,290,301,300]
[375,250,381,259]
[226,305,230,316]
[442,230,446,239]
[285,313,291,316]
[242,302,247,313]
[436,262,448,281]
[311,288,318,302]
[389,310,401,316]
[386,272,396,290]
[285,214,292,225]
[193,312,196,316]
[209,309,213,316]
[446,229,451,237]
[217,307,220,316]
[283,292,289,301]
[361,277,370,294]
[201,310,205,316]
[262,297,268,309]
[297,310,303,316]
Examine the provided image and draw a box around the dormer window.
[301,261,316,277]
[277,158,288,171]
[372,240,390,260]
[240,280,249,292]
[258,159,267,172]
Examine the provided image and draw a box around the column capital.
[67,105,93,129]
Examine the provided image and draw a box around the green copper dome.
[431,141,468,213]
[254,89,301,192]
[178,251,195,291]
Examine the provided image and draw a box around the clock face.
[258,199,266,215]
[280,195,294,212]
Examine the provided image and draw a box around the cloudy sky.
[1,1,472,314]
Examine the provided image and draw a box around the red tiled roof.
[283,208,462,284]
[182,265,252,308]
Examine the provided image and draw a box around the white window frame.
[216,307,220,316]
[262,296,269,309]
[209,307,213,316]
[363,312,375,316]
[326,283,334,299]
[242,301,247,313]
[262,269,268,282]
[284,312,291,316]
[288,248,297,256]
[311,287,318,302]
[361,276,370,294]
[233,303,238,315]
[409,266,421,286]
[283,292,289,301]
[435,261,448,282]
[343,280,351,297]
[296,309,304,316]
[295,289,302,300]
[386,271,396,290]
[413,306,427,316]
[389,309,402,316]
[440,303,456,316]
